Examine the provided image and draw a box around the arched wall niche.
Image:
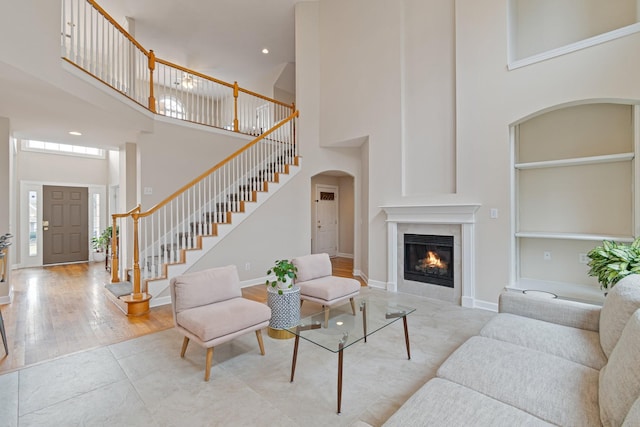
[510,100,639,303]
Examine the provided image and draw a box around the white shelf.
[515,232,634,243]
[515,152,634,170]
[507,278,605,306]
[508,23,640,71]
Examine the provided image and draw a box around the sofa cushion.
[176,297,271,343]
[600,274,640,358]
[292,253,332,282]
[599,309,640,427]
[622,396,640,427]
[499,291,601,331]
[297,276,360,302]
[383,378,554,427]
[437,336,600,427]
[172,265,242,313]
[480,313,607,369]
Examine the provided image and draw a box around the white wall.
[295,0,640,305]
[0,117,10,301]
[456,0,640,302]
[511,0,638,60]
[17,149,108,185]
[191,173,309,283]
[308,0,458,287]
[402,0,456,195]
[136,121,251,209]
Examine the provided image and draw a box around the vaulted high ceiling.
[102,0,297,88]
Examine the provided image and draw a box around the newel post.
[131,213,142,297]
[233,81,239,132]
[110,215,120,283]
[148,50,156,113]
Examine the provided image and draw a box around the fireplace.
[404,234,454,288]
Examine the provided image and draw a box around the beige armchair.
[292,253,361,326]
[169,265,271,381]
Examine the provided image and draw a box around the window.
[28,191,37,256]
[22,140,105,159]
[92,193,101,240]
[158,96,185,119]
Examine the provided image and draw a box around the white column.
[387,220,398,292]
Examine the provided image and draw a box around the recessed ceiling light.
[69,131,82,136]
[262,48,269,54]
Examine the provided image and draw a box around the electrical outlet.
[579,253,589,264]
[490,208,498,219]
[543,251,552,261]
[245,262,250,271]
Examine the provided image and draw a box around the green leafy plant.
[587,238,640,290]
[265,259,297,295]
[91,226,118,252]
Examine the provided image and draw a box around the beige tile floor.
[0,288,495,427]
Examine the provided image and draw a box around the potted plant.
[265,259,297,295]
[587,238,640,291]
[91,226,117,262]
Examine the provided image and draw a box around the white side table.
[267,286,300,339]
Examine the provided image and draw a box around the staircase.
[58,0,301,315]
[105,113,300,315]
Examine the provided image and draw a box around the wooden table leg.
[337,341,344,414]
[0,310,7,356]
[360,301,367,343]
[290,330,300,382]
[403,315,411,360]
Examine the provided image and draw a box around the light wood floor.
[0,256,363,374]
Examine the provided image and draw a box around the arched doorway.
[310,172,355,259]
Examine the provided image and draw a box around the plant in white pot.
[265,259,297,295]
[587,238,640,291]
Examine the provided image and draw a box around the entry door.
[315,185,338,256]
[43,186,89,265]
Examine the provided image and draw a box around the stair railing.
[61,0,294,133]
[112,111,298,299]
[109,204,140,284]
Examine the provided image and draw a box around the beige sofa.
[384,275,640,426]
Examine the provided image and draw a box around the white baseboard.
[368,279,386,290]
[462,296,497,312]
[336,252,353,259]
[0,288,13,305]
[150,295,171,308]
[240,275,269,288]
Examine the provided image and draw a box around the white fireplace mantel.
[380,204,481,308]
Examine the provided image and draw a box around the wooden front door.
[42,186,89,265]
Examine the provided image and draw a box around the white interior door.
[315,185,338,256]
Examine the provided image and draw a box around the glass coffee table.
[288,296,415,414]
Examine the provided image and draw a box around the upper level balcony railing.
[60,0,294,135]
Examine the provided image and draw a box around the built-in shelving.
[511,103,637,302]
[508,23,640,70]
[515,232,634,243]
[515,152,634,170]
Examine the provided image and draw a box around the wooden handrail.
[237,86,295,109]
[86,0,149,54]
[138,110,299,218]
[155,58,293,109]
[155,58,235,89]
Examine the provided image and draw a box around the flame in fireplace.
[421,251,448,270]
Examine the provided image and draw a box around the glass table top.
[287,296,415,353]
